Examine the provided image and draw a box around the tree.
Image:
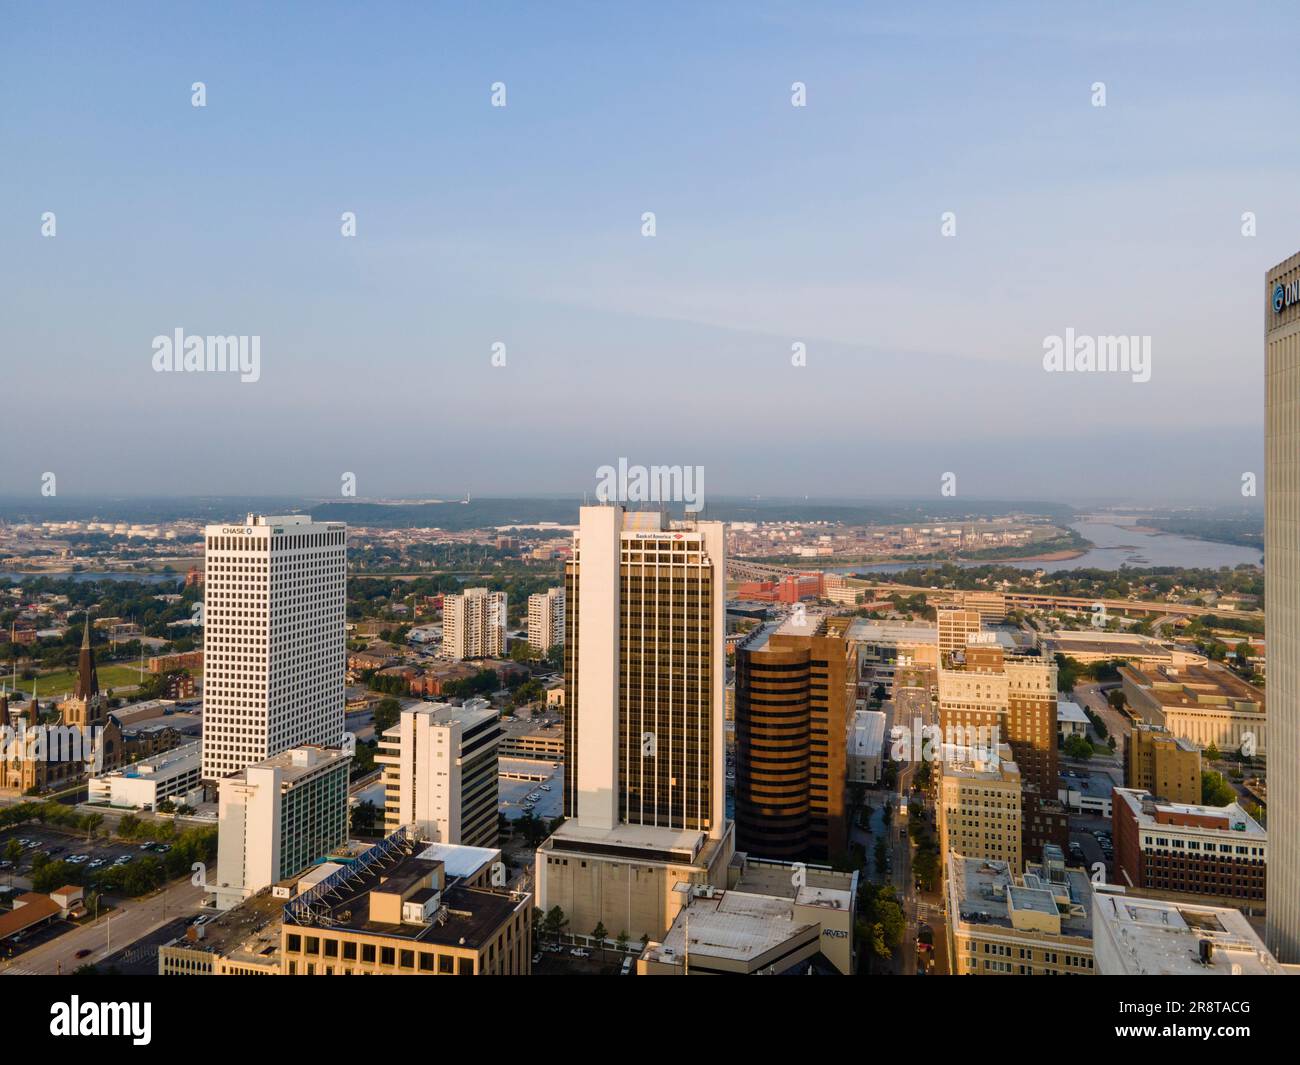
[543,906,568,944]
[372,697,401,734]
[1054,654,1082,692]
[1204,742,1221,763]
[1201,770,1236,807]
[616,930,630,956]
[352,800,379,834]
[3,839,21,867]
[591,921,608,959]
[1064,734,1093,761]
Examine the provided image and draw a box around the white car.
[569,948,591,959]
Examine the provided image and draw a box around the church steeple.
[75,613,99,700]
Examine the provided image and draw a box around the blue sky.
[2,2,1296,503]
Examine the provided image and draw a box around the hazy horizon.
[4,2,1294,503]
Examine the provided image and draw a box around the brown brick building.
[1112,787,1267,904]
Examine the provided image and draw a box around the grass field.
[24,662,152,696]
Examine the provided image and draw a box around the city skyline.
[1,0,1297,1021]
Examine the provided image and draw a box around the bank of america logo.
[1274,283,1286,313]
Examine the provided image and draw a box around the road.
[1072,682,1131,750]
[0,879,205,975]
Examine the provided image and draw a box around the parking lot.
[1067,820,1114,880]
[0,823,172,884]
[499,762,563,822]
[532,941,634,975]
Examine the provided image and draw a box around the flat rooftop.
[1093,888,1286,975]
[644,890,817,966]
[1120,662,1265,713]
[1113,788,1266,838]
[734,860,855,910]
[1044,634,1163,657]
[287,844,524,949]
[948,852,1093,938]
[845,619,936,644]
[415,842,500,882]
[545,819,706,861]
[237,745,350,784]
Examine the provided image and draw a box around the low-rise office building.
[1057,769,1114,818]
[1056,698,1090,739]
[848,710,885,785]
[1092,885,1287,975]
[945,845,1095,975]
[1112,787,1267,905]
[1041,631,1206,669]
[1120,663,1266,756]
[88,740,203,810]
[1124,723,1201,804]
[639,855,856,975]
[281,830,531,975]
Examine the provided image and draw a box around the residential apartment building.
[201,514,347,781]
[733,614,858,861]
[527,587,564,653]
[375,702,501,846]
[1112,787,1267,905]
[535,507,734,943]
[1124,723,1201,804]
[441,587,507,661]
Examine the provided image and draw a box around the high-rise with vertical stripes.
[1266,251,1300,963]
[535,506,734,941]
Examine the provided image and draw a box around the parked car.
[569,948,591,959]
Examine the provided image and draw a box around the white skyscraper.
[1266,251,1300,962]
[441,587,507,660]
[534,507,734,942]
[201,514,347,781]
[375,702,502,846]
[527,587,564,653]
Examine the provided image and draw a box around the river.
[845,517,1263,575]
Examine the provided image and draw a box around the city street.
[0,879,205,975]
